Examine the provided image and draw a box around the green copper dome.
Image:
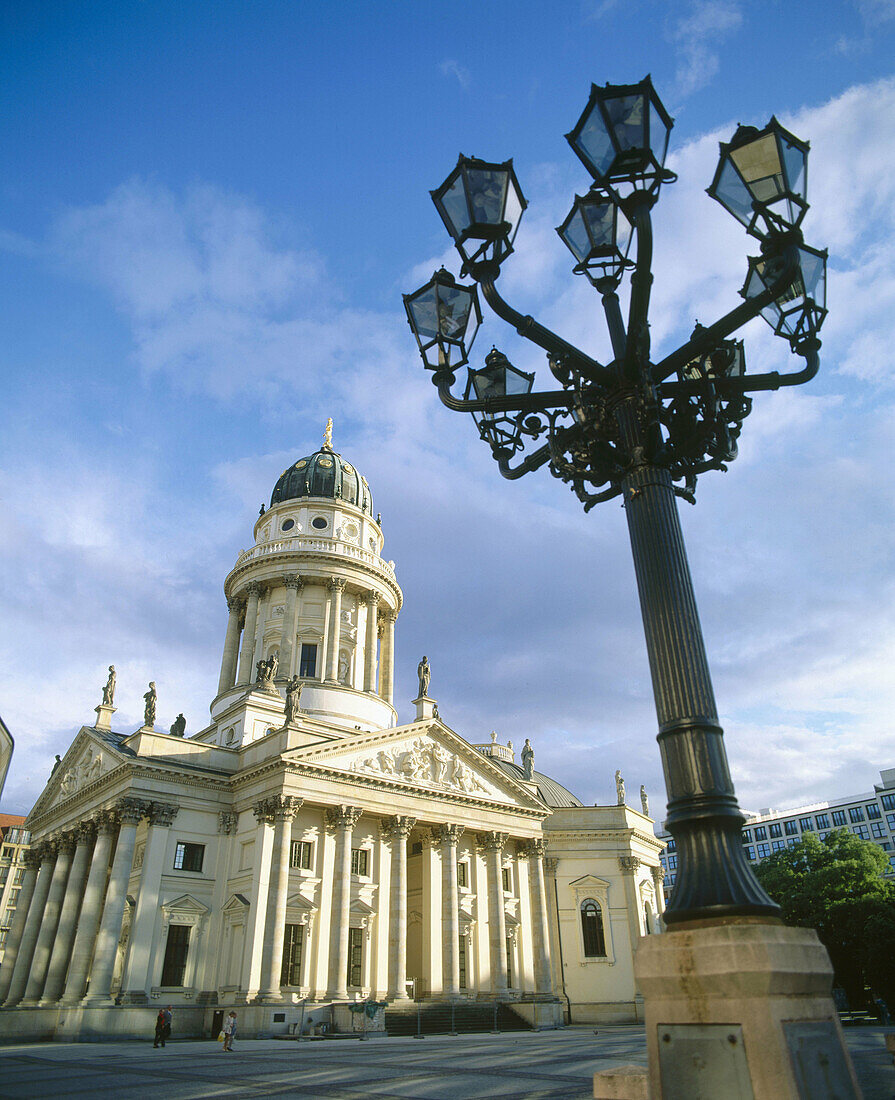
[270,446,373,516]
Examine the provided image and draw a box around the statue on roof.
[615,769,626,806]
[285,675,303,724]
[144,682,157,728]
[640,785,649,816]
[417,655,431,698]
[170,714,186,738]
[102,665,116,706]
[521,738,534,780]
[323,417,334,451]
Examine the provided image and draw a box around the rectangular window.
[280,924,304,987]
[0,868,7,887]
[848,806,865,823]
[880,794,895,812]
[815,814,829,829]
[160,924,191,987]
[502,867,512,893]
[757,843,770,859]
[299,643,318,678]
[882,841,891,850]
[173,843,205,872]
[769,823,782,838]
[887,814,895,831]
[818,832,829,842]
[665,838,676,852]
[799,818,813,831]
[457,861,468,889]
[831,810,847,827]
[12,868,24,885]
[754,826,767,841]
[772,840,785,851]
[667,854,678,870]
[351,848,369,876]
[7,889,18,908]
[0,847,12,862]
[458,935,467,990]
[347,927,363,988]
[506,937,514,988]
[784,821,799,836]
[0,929,7,948]
[741,830,751,842]
[867,804,881,820]
[890,856,895,873]
[290,840,313,870]
[787,838,799,849]
[745,846,755,861]
[665,873,675,886]
[853,825,870,840]
[871,822,885,839]
[0,907,13,929]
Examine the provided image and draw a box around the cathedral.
[0,427,664,1040]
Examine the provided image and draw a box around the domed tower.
[213,421,402,734]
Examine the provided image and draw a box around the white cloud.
[439,59,471,91]
[669,0,743,101]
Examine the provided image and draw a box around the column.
[40,822,95,1004]
[522,839,553,995]
[121,802,179,999]
[325,578,345,682]
[255,795,302,1002]
[61,812,117,1005]
[363,592,380,693]
[218,598,243,694]
[378,610,396,705]
[433,824,464,998]
[0,850,40,1004]
[382,815,415,1000]
[4,844,56,1007]
[278,575,303,678]
[619,854,643,945]
[21,834,76,1005]
[83,798,146,1006]
[652,864,667,920]
[324,805,362,1000]
[237,582,262,684]
[483,831,509,998]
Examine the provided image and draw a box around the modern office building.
[0,815,31,966]
[657,767,895,903]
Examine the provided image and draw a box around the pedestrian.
[162,1005,173,1045]
[153,1009,166,1048]
[222,1011,237,1052]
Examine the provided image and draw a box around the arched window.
[580,899,606,958]
[643,902,653,934]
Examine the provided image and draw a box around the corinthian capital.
[481,830,508,852]
[245,582,263,599]
[380,814,416,840]
[283,573,303,591]
[520,838,548,860]
[148,802,180,827]
[431,823,464,846]
[366,591,381,608]
[325,804,363,830]
[618,855,641,873]
[115,797,148,826]
[328,577,346,593]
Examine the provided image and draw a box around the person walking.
[153,1009,167,1048]
[222,1011,237,1052]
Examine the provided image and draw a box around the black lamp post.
[404,75,828,927]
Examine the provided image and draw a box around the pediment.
[30,727,127,819]
[163,893,210,917]
[286,892,318,911]
[568,874,611,891]
[287,722,545,811]
[350,898,376,916]
[222,893,250,913]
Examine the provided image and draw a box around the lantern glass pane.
[437,284,474,340]
[576,106,616,177]
[730,133,784,204]
[407,285,439,340]
[606,93,646,153]
[713,159,753,225]
[650,101,669,166]
[781,135,807,199]
[561,209,590,262]
[798,248,825,305]
[503,179,524,242]
[440,174,471,237]
[464,166,509,227]
[582,201,615,247]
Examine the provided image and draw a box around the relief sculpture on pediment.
[351,737,488,795]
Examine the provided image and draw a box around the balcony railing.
[232,536,396,578]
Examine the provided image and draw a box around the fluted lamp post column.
[403,80,858,1099]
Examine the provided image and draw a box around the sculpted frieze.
[350,736,489,796]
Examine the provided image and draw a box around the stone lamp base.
[595,921,861,1100]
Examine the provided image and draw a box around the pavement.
[0,1024,891,1099]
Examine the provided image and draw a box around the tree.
[752,829,895,1007]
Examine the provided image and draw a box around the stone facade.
[0,439,664,1039]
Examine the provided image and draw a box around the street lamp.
[404,77,855,1098]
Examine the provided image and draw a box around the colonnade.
[218,577,396,704]
[248,801,554,1003]
[0,797,176,1009]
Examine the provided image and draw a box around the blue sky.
[1,0,894,818]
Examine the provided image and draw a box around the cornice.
[224,550,403,609]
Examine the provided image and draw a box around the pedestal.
[413,695,437,721]
[595,922,862,1100]
[94,704,116,731]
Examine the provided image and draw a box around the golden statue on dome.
[323,418,333,451]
